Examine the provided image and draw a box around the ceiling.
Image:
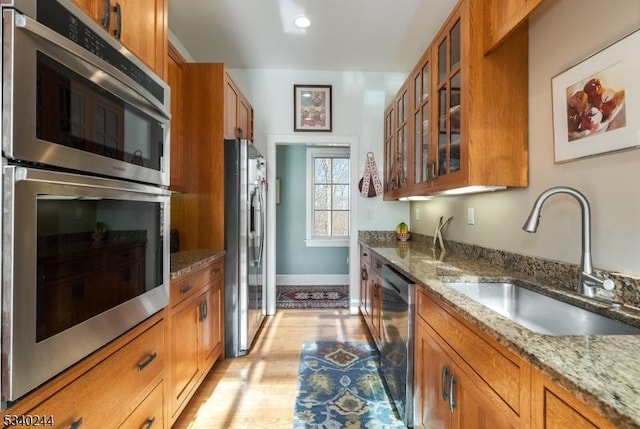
[168,0,459,72]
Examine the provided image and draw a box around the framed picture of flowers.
[294,84,332,132]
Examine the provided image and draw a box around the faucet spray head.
[522,207,541,233]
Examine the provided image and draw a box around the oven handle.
[13,12,169,122]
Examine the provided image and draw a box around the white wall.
[411,0,640,277]
[229,69,410,231]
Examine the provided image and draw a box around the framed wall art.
[551,28,640,163]
[294,84,332,132]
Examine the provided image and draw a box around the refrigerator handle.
[257,185,265,266]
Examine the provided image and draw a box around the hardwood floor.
[172,309,371,428]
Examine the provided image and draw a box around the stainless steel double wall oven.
[1,0,171,406]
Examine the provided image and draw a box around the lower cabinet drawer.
[28,320,165,427]
[118,380,164,429]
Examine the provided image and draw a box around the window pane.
[314,185,330,209]
[332,185,349,210]
[314,158,330,183]
[314,210,330,236]
[332,158,350,183]
[332,211,349,236]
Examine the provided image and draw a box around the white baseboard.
[276,274,350,286]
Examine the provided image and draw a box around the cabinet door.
[199,282,223,370]
[411,48,433,193]
[434,15,463,183]
[370,273,383,345]
[168,45,187,192]
[359,262,369,312]
[238,96,251,140]
[383,105,396,196]
[395,85,410,192]
[170,296,200,414]
[531,370,616,429]
[414,318,453,429]
[224,77,240,139]
[452,364,519,429]
[92,0,167,77]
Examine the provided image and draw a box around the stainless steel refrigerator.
[224,139,267,358]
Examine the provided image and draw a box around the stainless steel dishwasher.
[380,264,415,427]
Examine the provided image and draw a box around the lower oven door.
[381,265,414,427]
[1,166,170,405]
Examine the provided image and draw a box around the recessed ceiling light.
[294,15,311,29]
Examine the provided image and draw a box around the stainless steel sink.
[444,282,640,336]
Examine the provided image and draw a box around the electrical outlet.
[467,208,475,225]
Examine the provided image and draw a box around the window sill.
[305,238,350,248]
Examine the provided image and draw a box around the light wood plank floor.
[172,309,371,428]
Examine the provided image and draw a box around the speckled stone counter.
[170,249,225,278]
[359,236,640,428]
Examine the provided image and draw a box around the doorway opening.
[266,134,359,315]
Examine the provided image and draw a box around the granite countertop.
[360,237,640,428]
[170,249,225,278]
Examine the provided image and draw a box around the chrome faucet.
[522,186,614,298]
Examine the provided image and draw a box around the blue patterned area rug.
[293,341,406,428]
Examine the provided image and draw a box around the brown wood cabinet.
[168,257,224,425]
[383,81,410,199]
[171,63,253,251]
[484,0,544,53]
[383,0,529,199]
[224,73,254,140]
[358,245,383,346]
[531,369,618,429]
[71,0,168,78]
[2,312,166,428]
[167,43,187,193]
[414,287,530,428]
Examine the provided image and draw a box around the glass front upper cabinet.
[436,18,461,179]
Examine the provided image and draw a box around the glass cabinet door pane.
[414,74,421,110]
[401,123,408,187]
[438,40,447,84]
[451,20,461,70]
[438,88,447,176]
[422,64,430,101]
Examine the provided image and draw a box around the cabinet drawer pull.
[441,366,450,400]
[144,417,156,429]
[213,267,221,275]
[101,0,110,27]
[69,417,83,429]
[113,2,122,39]
[180,285,192,294]
[137,352,157,371]
[448,374,457,411]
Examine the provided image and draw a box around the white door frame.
[266,134,360,315]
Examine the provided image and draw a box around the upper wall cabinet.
[383,0,529,200]
[71,0,168,79]
[224,73,254,141]
[484,0,544,53]
[383,81,410,199]
[168,43,187,193]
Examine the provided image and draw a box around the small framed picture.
[551,29,640,163]
[294,84,332,132]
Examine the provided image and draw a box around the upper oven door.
[1,5,170,186]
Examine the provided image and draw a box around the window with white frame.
[306,147,350,247]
